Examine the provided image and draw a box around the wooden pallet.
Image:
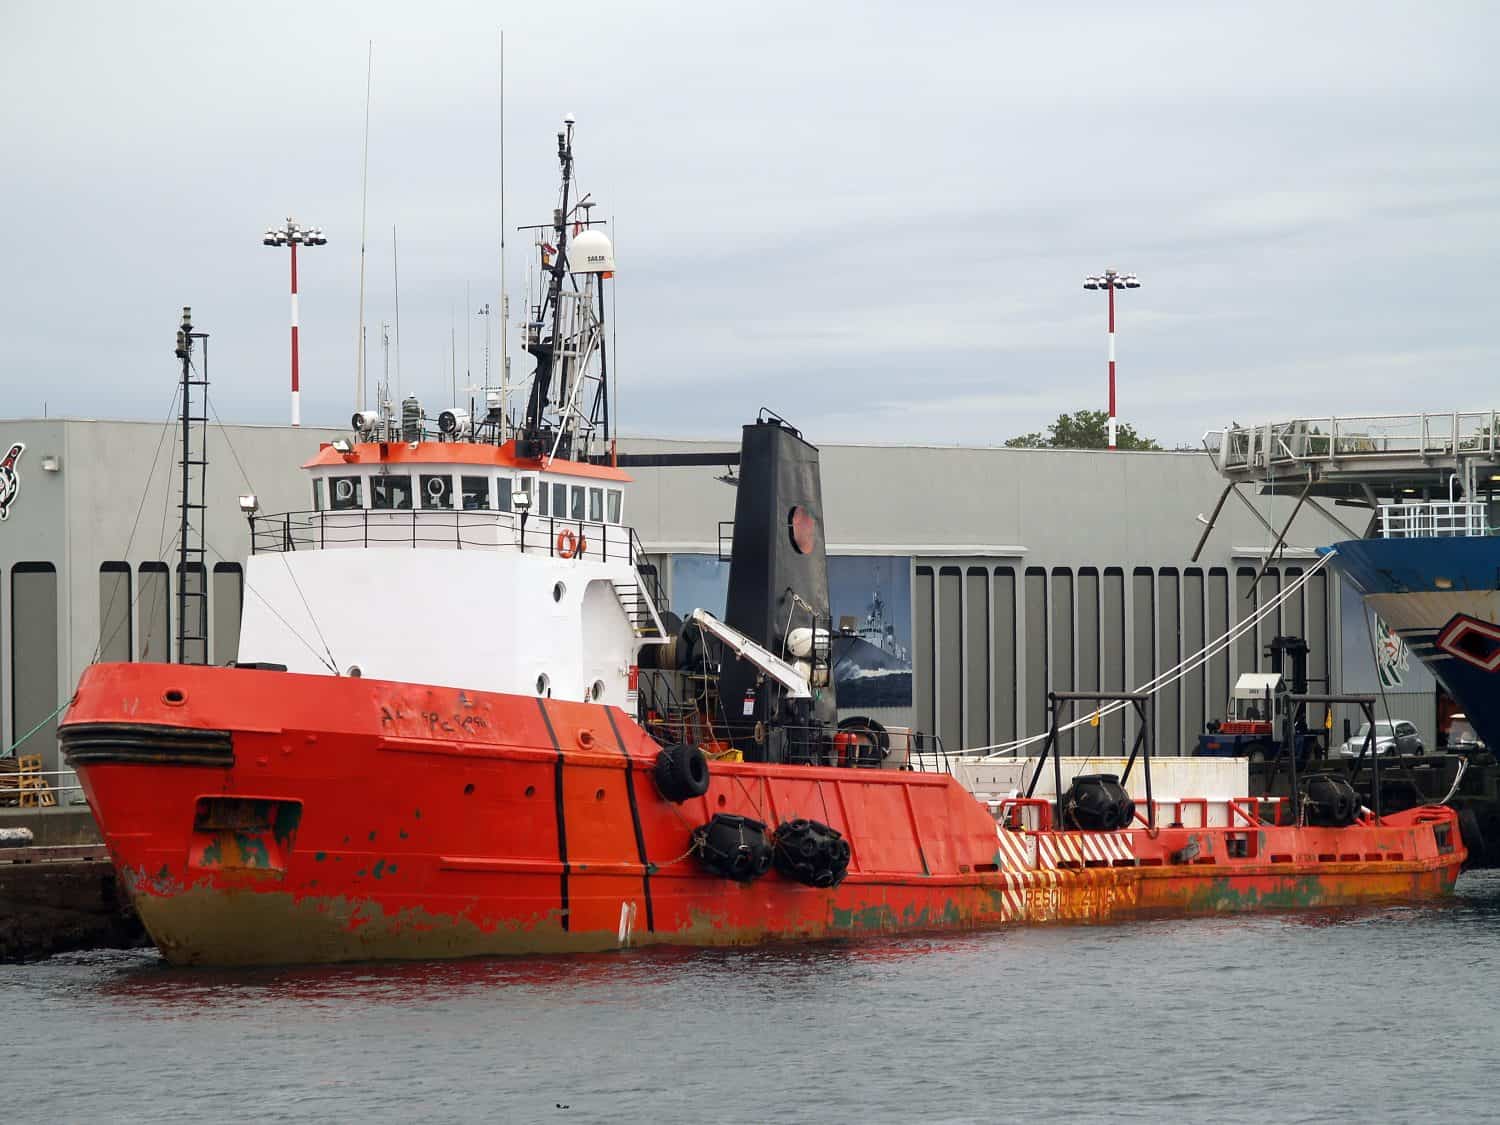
[15,754,55,808]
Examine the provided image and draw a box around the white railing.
[1379,501,1491,539]
[252,508,637,563]
[1207,411,1500,474]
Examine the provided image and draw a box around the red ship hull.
[61,664,1464,967]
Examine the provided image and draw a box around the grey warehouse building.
[0,416,1434,797]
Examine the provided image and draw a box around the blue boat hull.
[1332,537,1500,749]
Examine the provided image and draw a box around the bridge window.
[536,478,548,515]
[589,487,603,523]
[607,489,622,523]
[570,485,585,520]
[330,476,362,511]
[466,475,492,511]
[313,479,326,512]
[553,482,569,519]
[371,474,413,510]
[420,474,454,509]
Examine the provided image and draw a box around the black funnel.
[720,414,837,761]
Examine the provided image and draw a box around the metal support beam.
[1032,691,1156,829]
[1301,495,1363,542]
[1245,480,1312,597]
[1190,482,1235,563]
[1227,482,1282,539]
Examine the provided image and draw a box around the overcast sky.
[3,1,1495,446]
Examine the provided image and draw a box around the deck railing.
[1209,411,1500,474]
[632,693,950,774]
[1379,501,1491,539]
[250,509,636,562]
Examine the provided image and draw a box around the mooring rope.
[962,550,1337,758]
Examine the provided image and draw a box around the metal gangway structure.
[1195,412,1500,573]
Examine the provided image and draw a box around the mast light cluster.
[1083,273,1139,290]
[262,220,327,247]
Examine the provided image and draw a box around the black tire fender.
[1458,807,1487,868]
[654,743,710,803]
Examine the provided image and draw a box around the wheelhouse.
[250,440,634,559]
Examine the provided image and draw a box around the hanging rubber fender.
[772,817,851,888]
[1458,807,1487,868]
[556,528,587,558]
[1062,774,1136,832]
[1299,773,1359,828]
[654,743,710,803]
[693,813,773,882]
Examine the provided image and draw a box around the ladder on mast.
[174,307,210,665]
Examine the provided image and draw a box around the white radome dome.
[569,229,615,274]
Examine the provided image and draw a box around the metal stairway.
[613,540,671,645]
[612,575,665,640]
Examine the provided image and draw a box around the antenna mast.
[518,117,575,457]
[380,322,391,433]
[392,224,402,404]
[498,29,511,442]
[355,41,373,412]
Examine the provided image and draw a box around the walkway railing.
[1208,411,1500,475]
[1379,501,1491,539]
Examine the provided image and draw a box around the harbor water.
[7,870,1499,1124]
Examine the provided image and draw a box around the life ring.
[556,528,587,558]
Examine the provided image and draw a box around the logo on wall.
[1375,614,1409,688]
[0,443,24,521]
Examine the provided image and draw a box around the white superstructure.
[237,440,665,706]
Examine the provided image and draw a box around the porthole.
[552,581,566,603]
[589,679,606,702]
[536,673,551,695]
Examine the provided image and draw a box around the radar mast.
[516,115,614,464]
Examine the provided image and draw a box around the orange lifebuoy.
[556,528,586,558]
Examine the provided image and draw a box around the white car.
[1338,720,1423,758]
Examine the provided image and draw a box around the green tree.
[1004,409,1162,451]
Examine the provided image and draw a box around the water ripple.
[6,871,1498,1123]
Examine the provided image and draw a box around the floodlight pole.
[264,217,327,426]
[1083,268,1140,451]
[1107,279,1117,449]
[289,241,301,426]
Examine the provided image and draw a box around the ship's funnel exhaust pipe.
[720,411,837,762]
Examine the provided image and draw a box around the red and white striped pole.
[1084,268,1139,451]
[263,217,326,428]
[1104,280,1116,453]
[289,238,301,426]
